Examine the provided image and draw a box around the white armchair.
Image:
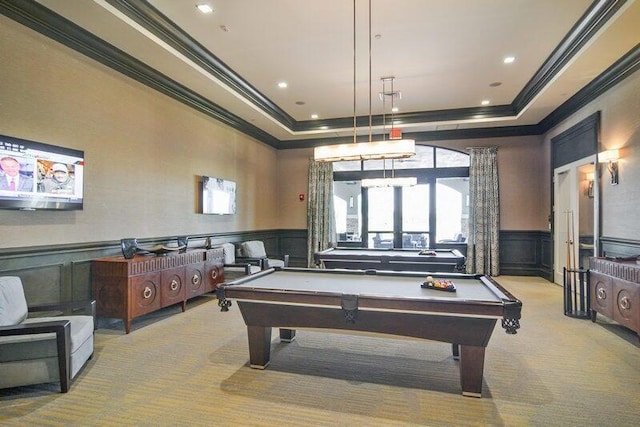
[0,276,95,393]
[217,242,261,282]
[237,240,289,269]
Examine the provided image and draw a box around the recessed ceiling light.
[320,126,329,130]
[311,114,319,119]
[503,56,515,64]
[481,100,490,106]
[391,107,399,113]
[196,4,214,14]
[277,81,288,89]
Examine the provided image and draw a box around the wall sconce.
[585,172,594,198]
[598,149,619,185]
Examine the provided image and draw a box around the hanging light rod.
[313,0,415,163]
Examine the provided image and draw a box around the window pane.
[367,187,394,230]
[332,160,361,171]
[435,148,470,167]
[402,232,429,249]
[402,184,429,230]
[395,145,434,169]
[363,159,387,170]
[369,232,393,249]
[402,184,429,248]
[333,181,362,241]
[435,178,469,243]
[367,187,393,248]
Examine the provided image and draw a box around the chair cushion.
[265,259,285,269]
[0,276,28,326]
[225,265,261,275]
[241,241,267,258]
[0,315,94,362]
[220,243,236,264]
[0,314,94,387]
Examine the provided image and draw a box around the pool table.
[217,267,521,397]
[314,247,466,272]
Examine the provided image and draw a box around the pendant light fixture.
[314,0,416,162]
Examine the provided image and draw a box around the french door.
[364,184,430,249]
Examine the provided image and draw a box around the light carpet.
[1,276,639,426]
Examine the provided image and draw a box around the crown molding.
[0,0,635,149]
[0,0,281,147]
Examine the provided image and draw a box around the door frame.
[553,156,598,285]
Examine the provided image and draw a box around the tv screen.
[201,176,236,215]
[0,134,84,211]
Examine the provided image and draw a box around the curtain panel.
[307,160,335,267]
[466,147,500,276]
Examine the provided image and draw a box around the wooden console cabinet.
[589,257,640,340]
[92,248,224,333]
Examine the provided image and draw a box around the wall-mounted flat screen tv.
[201,176,236,215]
[0,134,84,211]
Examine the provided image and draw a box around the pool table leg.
[247,325,272,369]
[279,328,296,342]
[459,345,485,398]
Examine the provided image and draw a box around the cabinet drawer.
[591,271,613,319]
[205,261,224,292]
[130,272,161,317]
[613,279,640,332]
[161,266,186,307]
[186,262,206,297]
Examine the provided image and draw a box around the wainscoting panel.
[600,237,640,258]
[279,229,308,267]
[1,263,63,305]
[1,229,555,307]
[71,259,94,301]
[0,242,122,305]
[0,230,306,307]
[499,230,552,280]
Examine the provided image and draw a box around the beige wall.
[3,13,638,251]
[275,135,549,232]
[431,136,548,231]
[276,148,311,229]
[542,68,640,240]
[276,71,640,238]
[0,17,280,249]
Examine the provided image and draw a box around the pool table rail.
[217,268,522,334]
[314,247,467,273]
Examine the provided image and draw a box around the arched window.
[332,145,469,248]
